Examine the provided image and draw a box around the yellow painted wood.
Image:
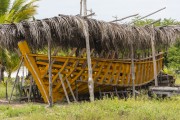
[18,41,164,103]
[18,41,49,103]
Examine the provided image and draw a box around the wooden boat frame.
[18,41,164,103]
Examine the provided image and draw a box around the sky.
[35,0,180,22]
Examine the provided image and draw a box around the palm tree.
[0,0,39,80]
[0,0,38,23]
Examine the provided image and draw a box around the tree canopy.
[0,0,39,79]
[0,0,38,23]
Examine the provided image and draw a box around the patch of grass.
[0,82,13,99]
[175,75,180,84]
[0,97,180,120]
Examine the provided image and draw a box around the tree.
[167,39,180,70]
[0,0,39,80]
[132,18,180,71]
[0,0,38,23]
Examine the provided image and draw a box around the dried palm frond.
[0,15,179,54]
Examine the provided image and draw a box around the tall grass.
[0,96,180,120]
[0,81,13,99]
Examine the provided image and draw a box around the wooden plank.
[41,48,77,79]
[109,63,117,84]
[146,61,151,83]
[112,63,122,85]
[140,63,145,84]
[101,52,115,84]
[51,49,86,84]
[53,49,87,92]
[124,64,131,86]
[136,63,141,85]
[143,61,148,83]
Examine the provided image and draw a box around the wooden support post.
[75,81,79,101]
[48,39,53,107]
[28,76,33,102]
[80,0,83,16]
[6,79,8,100]
[83,21,94,102]
[9,58,23,103]
[114,87,120,99]
[130,43,136,98]
[65,78,77,102]
[99,87,102,99]
[82,0,94,102]
[151,25,158,86]
[83,0,87,16]
[58,72,70,104]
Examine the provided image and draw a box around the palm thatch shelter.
[1,15,180,103]
[0,14,179,54]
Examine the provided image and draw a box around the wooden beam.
[130,7,166,24]
[109,13,139,23]
[147,19,161,26]
[83,13,95,18]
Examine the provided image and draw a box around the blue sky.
[36,0,180,22]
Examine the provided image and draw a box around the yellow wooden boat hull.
[18,41,163,103]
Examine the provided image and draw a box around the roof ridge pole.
[109,13,139,23]
[130,7,166,24]
[151,25,158,86]
[83,0,94,102]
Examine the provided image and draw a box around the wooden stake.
[65,78,77,102]
[75,81,79,101]
[130,43,136,98]
[28,76,33,102]
[48,38,53,107]
[83,0,87,16]
[80,0,83,16]
[58,72,70,104]
[6,79,8,100]
[9,58,23,103]
[82,0,94,102]
[83,23,94,102]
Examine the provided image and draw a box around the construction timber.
[18,41,164,103]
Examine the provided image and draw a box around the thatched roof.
[0,14,179,53]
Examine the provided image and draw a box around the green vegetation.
[167,40,180,70]
[0,82,12,98]
[0,0,38,23]
[0,0,39,80]
[133,18,180,78]
[0,97,180,120]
